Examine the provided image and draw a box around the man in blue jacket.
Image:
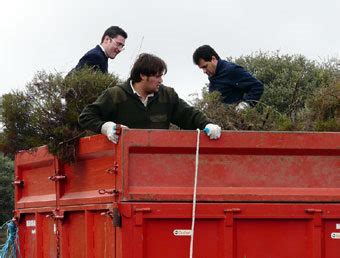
[193,45,264,111]
[70,26,128,74]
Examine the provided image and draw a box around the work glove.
[60,98,67,111]
[203,123,221,140]
[101,122,128,144]
[235,101,250,112]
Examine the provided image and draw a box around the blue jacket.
[72,45,108,73]
[209,60,264,106]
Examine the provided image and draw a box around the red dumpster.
[14,130,340,257]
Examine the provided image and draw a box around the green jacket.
[79,80,211,133]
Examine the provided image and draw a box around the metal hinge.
[48,175,67,182]
[224,208,241,214]
[46,209,64,220]
[98,188,120,196]
[305,208,323,214]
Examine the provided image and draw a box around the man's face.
[142,73,163,94]
[197,56,218,77]
[105,35,125,59]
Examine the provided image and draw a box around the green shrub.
[0,68,120,162]
[0,154,14,225]
[230,51,339,117]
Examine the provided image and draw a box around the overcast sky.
[0,0,339,100]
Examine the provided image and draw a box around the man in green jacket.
[79,53,221,143]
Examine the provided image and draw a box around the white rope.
[190,129,201,258]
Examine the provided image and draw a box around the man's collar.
[99,44,108,58]
[130,81,154,98]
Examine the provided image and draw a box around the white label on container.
[31,229,36,234]
[331,233,340,239]
[54,223,57,234]
[26,220,36,227]
[336,224,340,230]
[173,229,192,236]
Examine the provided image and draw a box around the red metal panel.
[15,146,56,208]
[324,220,340,258]
[59,134,117,206]
[235,219,311,257]
[19,213,37,258]
[116,130,340,202]
[16,202,340,258]
[15,130,340,204]
[16,204,116,258]
[118,202,340,258]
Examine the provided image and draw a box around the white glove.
[101,122,128,143]
[203,123,221,140]
[60,98,67,111]
[235,101,250,112]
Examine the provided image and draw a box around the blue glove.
[203,123,221,140]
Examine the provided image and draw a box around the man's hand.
[235,101,250,112]
[203,123,221,140]
[101,122,128,143]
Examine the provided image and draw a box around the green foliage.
[0,68,120,162]
[0,154,14,225]
[229,51,339,117]
[191,88,294,131]
[301,81,340,131]
[1,91,37,158]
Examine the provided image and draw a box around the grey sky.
[0,0,339,99]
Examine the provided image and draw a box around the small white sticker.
[173,229,192,236]
[31,229,36,234]
[331,233,340,239]
[54,224,57,234]
[336,224,340,230]
[26,220,36,227]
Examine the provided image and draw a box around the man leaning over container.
[79,53,221,143]
[193,45,264,112]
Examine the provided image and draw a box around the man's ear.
[211,56,218,64]
[140,74,147,81]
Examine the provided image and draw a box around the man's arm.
[171,96,221,139]
[232,66,264,106]
[79,89,115,133]
[167,88,210,130]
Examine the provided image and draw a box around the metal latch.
[106,161,119,175]
[101,207,122,227]
[13,177,24,187]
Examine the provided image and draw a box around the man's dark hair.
[101,26,128,43]
[130,53,167,84]
[193,45,221,65]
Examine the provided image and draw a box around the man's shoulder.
[102,84,129,103]
[159,85,177,97]
[84,45,105,58]
[220,60,239,71]
[156,85,180,104]
[108,83,128,94]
